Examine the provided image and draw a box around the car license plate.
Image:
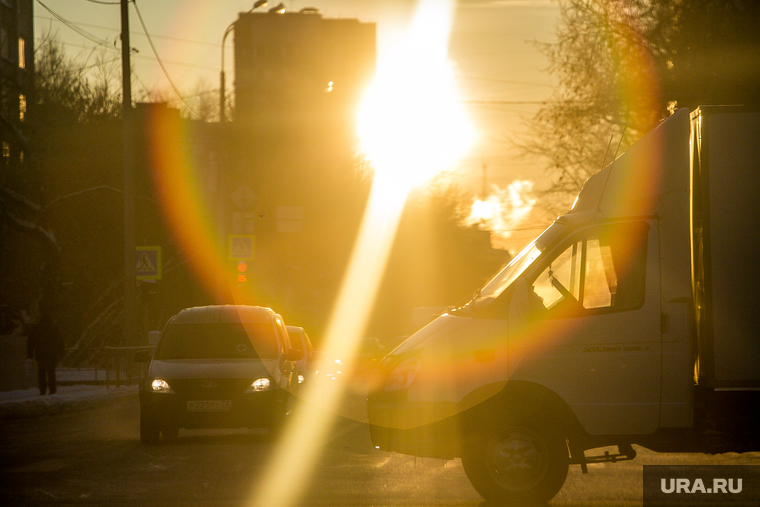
[187,400,232,412]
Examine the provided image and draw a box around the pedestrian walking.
[27,313,64,395]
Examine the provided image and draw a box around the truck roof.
[569,107,690,219]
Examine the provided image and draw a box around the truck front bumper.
[367,391,462,459]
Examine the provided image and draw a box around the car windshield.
[478,222,567,300]
[154,322,278,360]
[288,330,304,353]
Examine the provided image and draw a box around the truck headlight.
[150,378,174,394]
[384,357,422,391]
[245,377,273,392]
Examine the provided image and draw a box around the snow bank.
[0,384,137,419]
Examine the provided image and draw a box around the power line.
[34,14,553,94]
[463,100,547,105]
[456,75,554,88]
[131,1,197,116]
[34,2,207,107]
[35,14,220,49]
[35,0,113,48]
[36,38,219,72]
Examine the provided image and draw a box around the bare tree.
[1,33,122,347]
[183,78,218,123]
[520,0,760,212]
[518,0,664,213]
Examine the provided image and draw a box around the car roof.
[171,305,278,325]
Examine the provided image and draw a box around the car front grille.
[168,378,253,398]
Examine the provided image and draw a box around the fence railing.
[58,346,154,388]
[103,346,154,388]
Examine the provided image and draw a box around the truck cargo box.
[691,106,760,387]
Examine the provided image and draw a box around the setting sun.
[249,2,475,507]
[357,0,476,190]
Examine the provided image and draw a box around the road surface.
[2,387,759,506]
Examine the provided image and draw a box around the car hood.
[148,358,279,380]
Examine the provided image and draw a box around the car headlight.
[150,378,174,394]
[245,377,273,392]
[384,357,421,391]
[297,374,305,384]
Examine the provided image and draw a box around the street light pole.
[219,0,268,123]
[216,2,267,304]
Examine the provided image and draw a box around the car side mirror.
[286,348,303,362]
[134,349,153,363]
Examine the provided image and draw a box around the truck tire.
[140,411,161,445]
[461,422,568,505]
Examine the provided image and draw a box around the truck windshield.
[478,222,567,300]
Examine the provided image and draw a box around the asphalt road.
[2,389,759,507]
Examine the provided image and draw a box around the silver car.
[136,305,302,444]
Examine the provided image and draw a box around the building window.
[19,94,26,121]
[0,84,8,117]
[0,28,8,60]
[2,142,10,165]
[18,37,25,69]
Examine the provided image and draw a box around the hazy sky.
[35,0,559,238]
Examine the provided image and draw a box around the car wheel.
[461,422,568,505]
[162,425,179,441]
[266,400,288,440]
[140,411,161,445]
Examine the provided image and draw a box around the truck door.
[508,220,661,435]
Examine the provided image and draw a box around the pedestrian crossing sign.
[229,235,255,261]
[136,246,162,280]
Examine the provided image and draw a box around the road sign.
[229,235,255,261]
[136,246,161,280]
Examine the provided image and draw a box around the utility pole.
[121,0,138,357]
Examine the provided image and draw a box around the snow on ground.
[0,370,138,419]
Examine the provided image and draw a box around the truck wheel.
[461,423,568,505]
[140,412,161,445]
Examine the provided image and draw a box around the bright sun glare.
[249,2,475,506]
[357,1,476,190]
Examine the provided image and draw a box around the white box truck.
[367,105,760,504]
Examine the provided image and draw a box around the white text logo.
[660,478,742,494]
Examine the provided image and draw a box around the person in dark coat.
[27,313,64,395]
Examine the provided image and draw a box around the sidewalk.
[0,369,138,419]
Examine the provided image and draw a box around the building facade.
[234,8,375,131]
[224,7,376,329]
[231,8,376,213]
[0,0,33,173]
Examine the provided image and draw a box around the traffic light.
[236,260,248,282]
